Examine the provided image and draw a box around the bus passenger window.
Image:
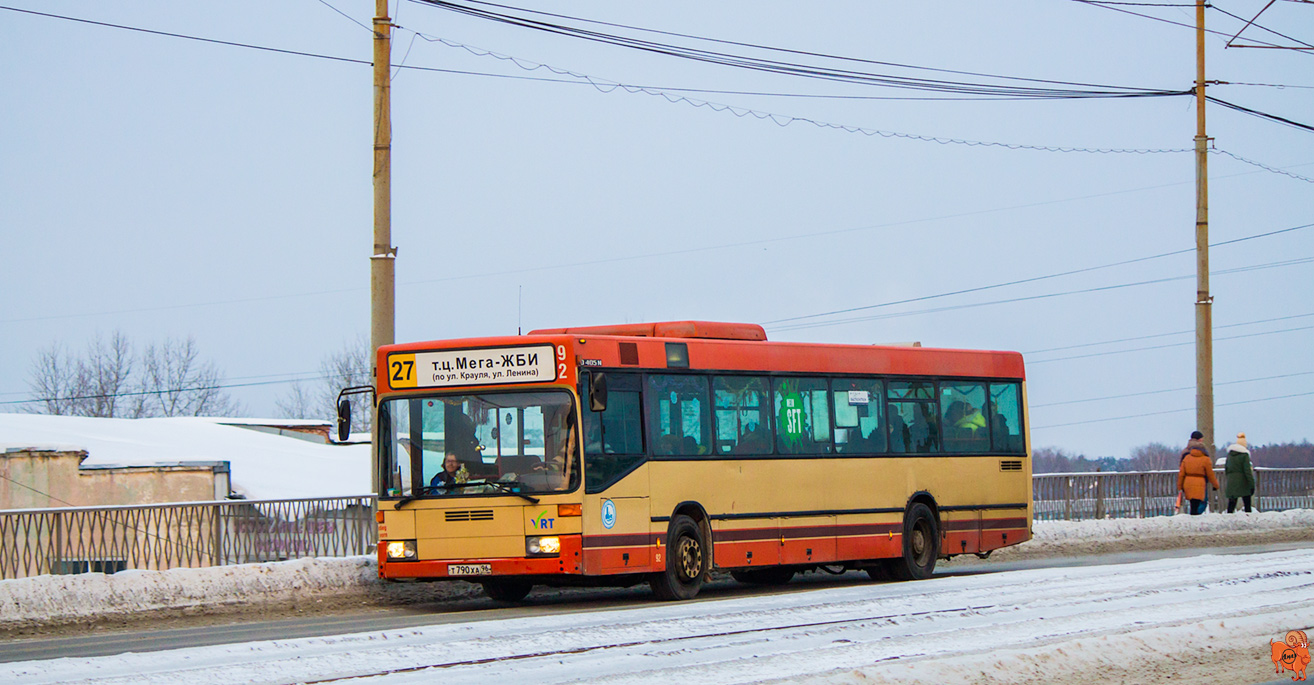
[646,375,711,456]
[774,377,832,455]
[888,382,939,454]
[940,383,989,453]
[990,382,1025,454]
[583,373,645,493]
[713,376,771,455]
[833,378,885,454]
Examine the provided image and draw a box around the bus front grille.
[445,510,495,522]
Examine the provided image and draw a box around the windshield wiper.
[394,481,540,506]
[476,480,540,504]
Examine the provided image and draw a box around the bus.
[361,321,1030,601]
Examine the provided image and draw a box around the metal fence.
[0,496,375,580]
[2,468,1312,578]
[1034,467,1314,521]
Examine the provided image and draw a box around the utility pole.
[371,0,394,498]
[1194,0,1214,449]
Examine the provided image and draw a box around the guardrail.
[2,467,1312,578]
[0,496,375,580]
[1033,467,1314,521]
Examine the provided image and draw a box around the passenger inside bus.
[429,452,468,491]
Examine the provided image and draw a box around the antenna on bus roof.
[518,285,522,336]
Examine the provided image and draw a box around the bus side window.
[989,382,1025,454]
[833,378,885,454]
[713,376,772,455]
[646,374,711,456]
[583,373,645,493]
[774,377,832,455]
[887,381,939,454]
[940,382,989,453]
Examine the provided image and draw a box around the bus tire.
[889,502,939,581]
[650,515,706,601]
[481,579,532,602]
[731,567,795,585]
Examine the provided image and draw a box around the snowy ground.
[2,511,1312,684]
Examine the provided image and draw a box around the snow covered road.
[5,548,1311,684]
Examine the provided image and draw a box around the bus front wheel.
[887,502,939,581]
[650,515,706,601]
[481,579,532,602]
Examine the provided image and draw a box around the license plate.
[448,563,492,576]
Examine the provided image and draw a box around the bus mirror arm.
[335,385,376,442]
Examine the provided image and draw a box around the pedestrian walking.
[1178,446,1219,516]
[1180,430,1210,463]
[1224,432,1256,513]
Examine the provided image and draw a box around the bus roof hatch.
[529,321,767,341]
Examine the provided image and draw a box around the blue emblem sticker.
[601,499,617,529]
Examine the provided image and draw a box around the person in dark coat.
[1224,432,1256,513]
[1178,447,1219,515]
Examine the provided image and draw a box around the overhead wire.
[762,221,1314,328]
[422,0,1178,93]
[411,0,1188,98]
[1023,311,1314,354]
[1031,389,1314,429]
[1028,321,1314,364]
[1031,370,1314,408]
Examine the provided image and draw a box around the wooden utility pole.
[1194,0,1214,449]
[371,0,394,498]
[372,0,395,362]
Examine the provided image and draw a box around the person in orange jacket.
[1178,447,1220,515]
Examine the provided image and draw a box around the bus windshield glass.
[378,391,578,498]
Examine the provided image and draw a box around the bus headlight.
[526,536,560,556]
[386,540,417,561]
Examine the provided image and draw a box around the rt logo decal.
[531,510,554,530]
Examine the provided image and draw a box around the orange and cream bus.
[361,321,1030,601]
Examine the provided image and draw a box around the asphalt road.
[2,540,1311,665]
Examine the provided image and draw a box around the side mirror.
[588,372,608,413]
[337,398,352,442]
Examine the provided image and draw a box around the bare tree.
[26,342,83,415]
[25,333,141,417]
[276,335,372,434]
[1126,442,1180,471]
[140,337,242,417]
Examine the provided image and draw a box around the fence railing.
[2,468,1312,578]
[1033,467,1314,521]
[0,495,376,580]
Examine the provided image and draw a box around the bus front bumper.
[377,534,582,579]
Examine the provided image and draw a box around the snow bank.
[1,509,1309,630]
[0,557,377,627]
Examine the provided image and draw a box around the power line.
[0,374,339,407]
[1067,0,1309,52]
[1031,389,1314,429]
[1019,310,1314,352]
[1028,322,1314,364]
[1207,96,1314,134]
[1210,3,1314,49]
[412,0,1187,98]
[1031,370,1314,408]
[422,0,1177,93]
[763,221,1314,328]
[768,254,1314,333]
[0,5,373,65]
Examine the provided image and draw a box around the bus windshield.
[378,390,579,498]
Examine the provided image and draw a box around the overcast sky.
[2,0,1311,459]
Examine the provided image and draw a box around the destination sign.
[387,345,558,389]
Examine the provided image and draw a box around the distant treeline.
[1032,441,1314,473]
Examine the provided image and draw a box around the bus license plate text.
[448,563,492,576]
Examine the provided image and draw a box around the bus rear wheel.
[481,579,532,602]
[731,567,795,585]
[887,502,939,581]
[650,515,706,601]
